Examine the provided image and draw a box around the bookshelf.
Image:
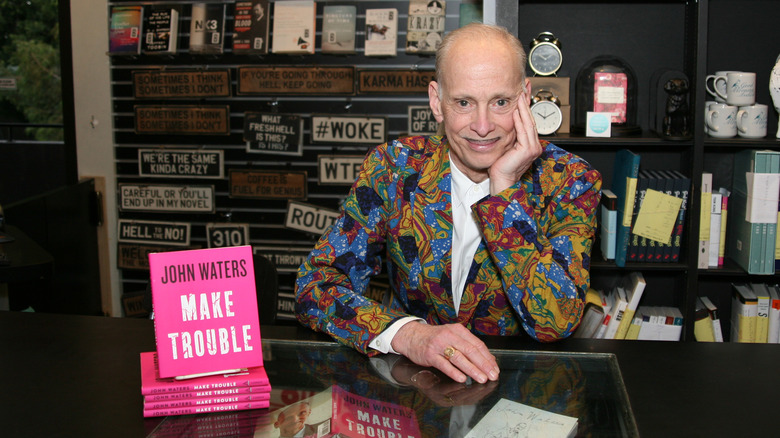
[106,0,780,340]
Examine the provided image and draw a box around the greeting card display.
[149,245,263,378]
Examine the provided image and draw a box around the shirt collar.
[449,152,490,209]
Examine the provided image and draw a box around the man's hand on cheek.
[489,94,543,195]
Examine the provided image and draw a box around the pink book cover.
[145,384,270,401]
[331,385,421,438]
[593,72,628,123]
[144,391,270,410]
[140,351,270,395]
[149,245,263,378]
[143,400,270,418]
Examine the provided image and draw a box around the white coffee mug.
[704,100,717,134]
[706,103,738,138]
[706,71,740,103]
[714,72,756,106]
[737,103,768,138]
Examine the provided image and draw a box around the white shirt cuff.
[369,317,425,354]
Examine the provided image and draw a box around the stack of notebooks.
[140,352,271,418]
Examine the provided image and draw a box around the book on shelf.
[699,295,724,342]
[656,170,681,262]
[731,283,758,342]
[612,149,641,267]
[405,0,446,55]
[232,0,270,54]
[603,286,628,339]
[635,306,683,341]
[573,288,605,338]
[465,398,577,438]
[271,0,316,55]
[751,283,771,343]
[728,150,780,275]
[626,170,651,263]
[109,5,143,55]
[593,287,615,339]
[708,191,723,268]
[694,297,716,342]
[698,172,713,269]
[189,3,226,54]
[670,170,691,263]
[139,351,270,395]
[613,272,646,339]
[718,187,730,267]
[148,245,263,379]
[768,285,780,343]
[661,306,684,341]
[600,188,617,261]
[624,311,644,340]
[142,5,180,55]
[459,2,483,26]
[321,5,356,54]
[364,8,398,57]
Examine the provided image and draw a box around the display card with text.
[149,245,263,378]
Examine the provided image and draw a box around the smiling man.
[296,23,601,385]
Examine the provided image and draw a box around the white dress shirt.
[369,154,488,354]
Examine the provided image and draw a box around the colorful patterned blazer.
[296,136,602,354]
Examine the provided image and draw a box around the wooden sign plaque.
[117,219,191,246]
[134,105,230,135]
[238,66,355,95]
[285,201,340,235]
[318,155,365,185]
[132,70,231,98]
[357,69,435,94]
[118,183,215,213]
[229,169,308,200]
[138,149,224,179]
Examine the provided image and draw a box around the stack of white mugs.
[705,71,767,138]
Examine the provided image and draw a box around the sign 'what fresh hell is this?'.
[149,245,263,378]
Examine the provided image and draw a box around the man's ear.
[428,81,445,123]
[523,77,531,100]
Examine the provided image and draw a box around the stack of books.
[730,282,780,343]
[607,149,690,266]
[140,351,271,417]
[573,272,648,340]
[142,245,271,417]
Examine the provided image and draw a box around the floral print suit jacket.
[296,136,602,354]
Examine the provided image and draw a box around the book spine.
[143,400,269,418]
[144,392,269,410]
[143,384,272,401]
[698,172,713,269]
[142,378,270,395]
[616,170,639,267]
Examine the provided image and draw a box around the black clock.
[528,32,562,77]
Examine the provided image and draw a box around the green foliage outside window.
[0,0,62,141]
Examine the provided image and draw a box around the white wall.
[70,0,121,316]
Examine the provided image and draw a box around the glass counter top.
[148,339,638,437]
